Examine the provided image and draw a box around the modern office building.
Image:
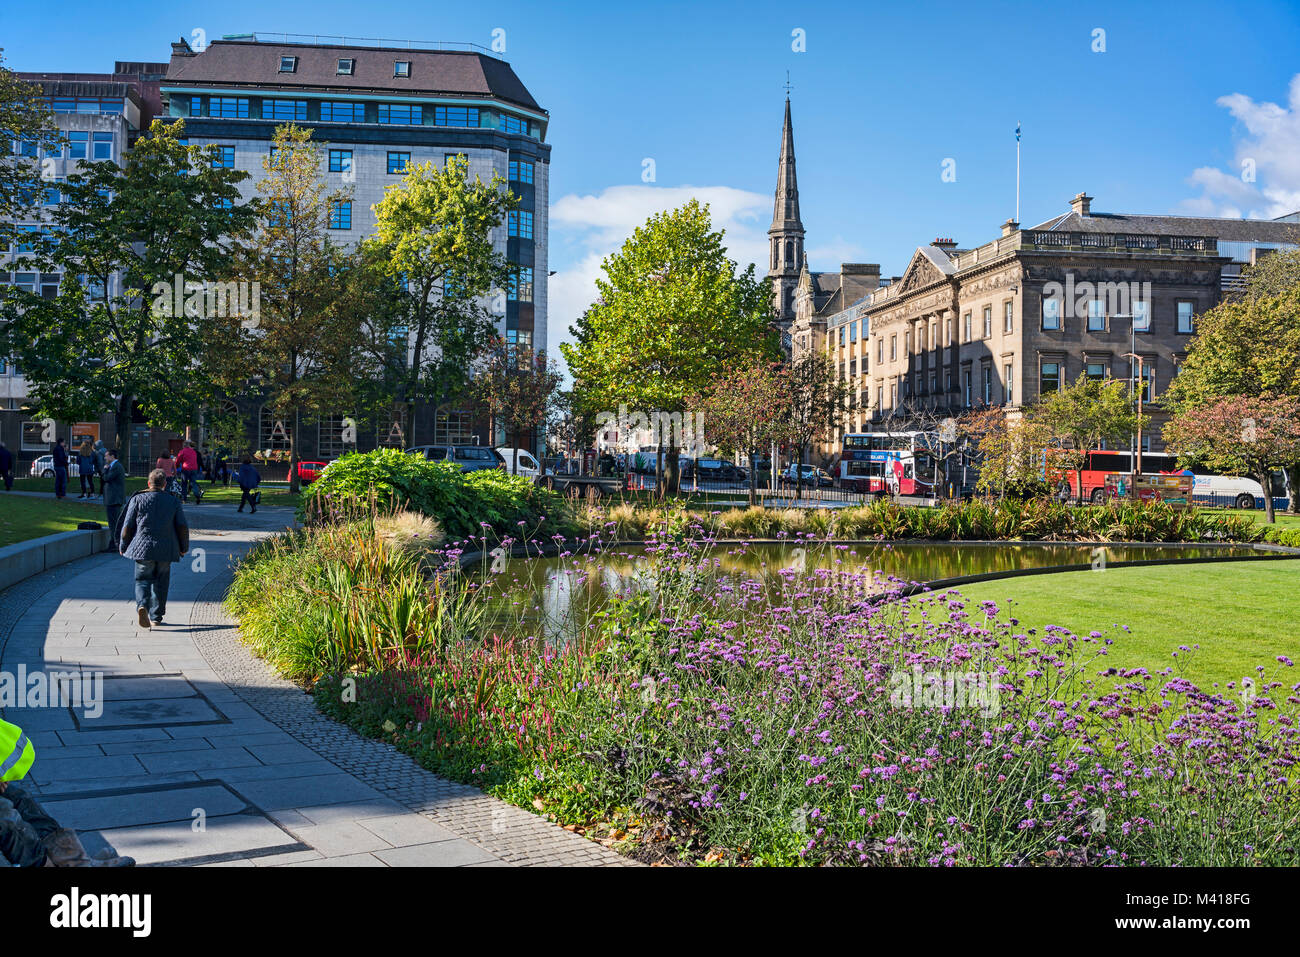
[161,33,551,454]
[803,193,1300,461]
[1,61,167,472]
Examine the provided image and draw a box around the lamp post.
[1123,351,1148,477]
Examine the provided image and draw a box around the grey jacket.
[119,490,189,562]
[102,459,127,506]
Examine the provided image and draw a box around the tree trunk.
[748,446,758,506]
[1258,469,1276,524]
[796,444,805,501]
[1075,467,1085,506]
[288,419,300,495]
[665,447,680,496]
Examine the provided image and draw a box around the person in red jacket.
[175,441,202,503]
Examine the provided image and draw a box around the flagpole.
[1015,121,1021,224]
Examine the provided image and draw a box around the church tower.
[767,96,805,334]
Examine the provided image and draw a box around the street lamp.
[1123,350,1148,477]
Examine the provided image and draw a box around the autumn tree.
[1031,374,1147,503]
[472,342,564,472]
[209,123,362,492]
[0,119,257,464]
[1164,394,1300,524]
[693,359,792,505]
[959,408,1052,499]
[783,352,852,498]
[561,200,777,492]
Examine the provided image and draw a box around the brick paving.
[0,504,631,867]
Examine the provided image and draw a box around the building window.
[433,410,473,444]
[259,407,291,450]
[877,338,883,364]
[963,370,971,407]
[889,335,897,361]
[982,366,992,404]
[982,306,992,338]
[944,370,952,392]
[394,60,411,78]
[336,58,354,75]
[67,131,88,160]
[212,146,235,168]
[877,386,884,410]
[849,321,858,343]
[963,312,971,341]
[328,201,352,230]
[905,331,912,354]
[264,99,307,121]
[1132,299,1150,332]
[1004,300,1013,333]
[509,266,534,302]
[1004,363,1014,404]
[508,210,534,239]
[1041,361,1061,394]
[509,160,534,184]
[209,97,250,118]
[378,104,421,125]
[1086,361,1107,383]
[1087,299,1105,331]
[317,414,351,457]
[1133,359,1155,402]
[321,101,365,123]
[92,132,113,161]
[502,114,531,135]
[279,56,298,73]
[839,327,846,347]
[387,151,411,174]
[328,149,352,173]
[1042,295,1061,330]
[1177,301,1195,334]
[434,106,479,127]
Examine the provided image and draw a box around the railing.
[1020,231,1218,254]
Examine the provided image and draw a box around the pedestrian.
[93,439,107,496]
[118,468,189,628]
[200,445,212,482]
[1,719,134,867]
[51,437,68,499]
[175,441,200,503]
[0,441,12,491]
[102,448,126,549]
[77,440,95,498]
[235,455,261,513]
[212,449,226,486]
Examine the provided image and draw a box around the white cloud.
[546,184,770,368]
[1181,73,1300,219]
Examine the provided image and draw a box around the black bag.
[76,521,101,530]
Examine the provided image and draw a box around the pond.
[476,540,1271,644]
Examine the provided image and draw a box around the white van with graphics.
[496,448,542,478]
[1191,468,1290,510]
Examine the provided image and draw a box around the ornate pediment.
[899,250,948,294]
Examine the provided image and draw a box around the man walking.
[235,456,261,513]
[102,448,126,550]
[118,469,189,628]
[51,437,68,499]
[0,441,12,491]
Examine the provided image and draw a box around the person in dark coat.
[0,442,12,491]
[235,456,260,513]
[102,449,127,549]
[51,438,68,499]
[118,469,189,628]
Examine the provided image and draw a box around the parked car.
[29,455,81,479]
[406,445,505,472]
[779,464,834,488]
[496,448,542,478]
[693,458,747,483]
[296,460,330,484]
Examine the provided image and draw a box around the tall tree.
[1031,374,1147,503]
[0,118,257,464]
[1166,249,1300,510]
[367,155,515,442]
[783,352,851,498]
[472,341,563,471]
[561,200,777,491]
[208,123,361,493]
[694,359,792,505]
[959,407,1052,499]
[1164,395,1300,524]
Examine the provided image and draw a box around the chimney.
[932,237,958,252]
[1069,192,1092,217]
[1000,218,1019,237]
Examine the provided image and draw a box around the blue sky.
[6,0,1300,354]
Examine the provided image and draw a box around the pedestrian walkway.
[0,506,629,867]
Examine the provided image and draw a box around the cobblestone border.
[188,549,633,867]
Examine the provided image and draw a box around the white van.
[496,448,542,478]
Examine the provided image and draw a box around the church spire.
[767,95,806,330]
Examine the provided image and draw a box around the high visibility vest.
[0,720,34,783]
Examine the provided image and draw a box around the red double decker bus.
[1050,449,1177,503]
[837,432,939,496]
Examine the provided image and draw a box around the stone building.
[810,192,1299,459]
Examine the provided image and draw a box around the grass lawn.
[0,494,106,547]
[954,560,1300,691]
[6,476,300,505]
